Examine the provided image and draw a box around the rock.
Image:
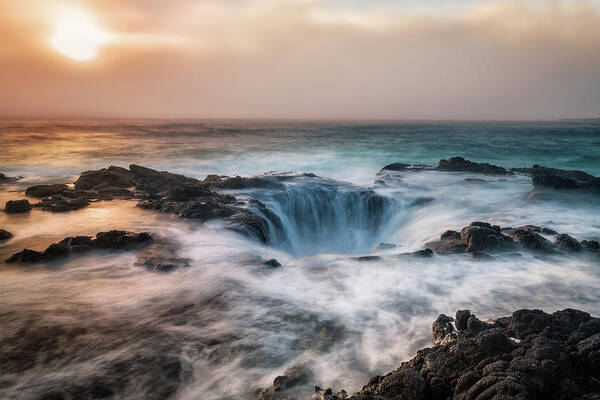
[555,234,582,252]
[355,255,381,262]
[581,177,600,193]
[432,314,456,345]
[460,223,515,252]
[345,308,600,400]
[4,199,32,213]
[25,184,69,198]
[74,166,135,190]
[93,230,153,250]
[506,229,554,252]
[532,173,579,190]
[6,231,153,264]
[440,230,460,241]
[211,175,286,190]
[511,165,595,182]
[376,242,396,251]
[5,249,43,263]
[468,251,492,259]
[437,157,509,175]
[0,172,19,183]
[519,225,558,235]
[135,241,189,272]
[254,365,313,400]
[262,259,282,267]
[581,240,600,251]
[380,163,410,171]
[0,228,13,240]
[400,248,434,258]
[34,197,90,212]
[378,163,433,174]
[436,241,468,255]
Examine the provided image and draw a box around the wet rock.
[5,249,43,263]
[380,162,410,171]
[532,173,579,190]
[0,228,12,240]
[74,166,135,190]
[4,199,32,213]
[376,242,396,251]
[440,230,461,241]
[555,234,582,252]
[378,163,433,174]
[400,248,434,258]
[436,241,468,255]
[34,197,90,212]
[135,241,189,272]
[432,314,456,345]
[25,184,70,198]
[506,229,554,252]
[581,177,600,193]
[512,165,595,182]
[460,223,515,252]
[468,251,492,259]
[254,365,314,400]
[355,255,381,262]
[345,308,600,400]
[437,157,509,175]
[94,230,152,250]
[519,224,558,235]
[262,259,282,267]
[211,175,286,190]
[581,240,600,251]
[0,172,19,183]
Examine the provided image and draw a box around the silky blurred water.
[0,120,599,400]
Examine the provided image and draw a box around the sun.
[51,10,108,61]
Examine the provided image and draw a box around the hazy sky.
[1,0,599,120]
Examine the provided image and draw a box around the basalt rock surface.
[512,165,595,182]
[256,308,600,400]
[0,228,12,241]
[5,230,153,264]
[23,165,281,243]
[427,222,594,256]
[437,157,510,175]
[0,172,19,183]
[4,199,32,213]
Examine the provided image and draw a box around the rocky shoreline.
[254,308,600,400]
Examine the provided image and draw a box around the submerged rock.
[376,242,396,251]
[506,229,554,252]
[532,173,579,190]
[25,184,69,198]
[0,172,19,183]
[5,249,43,263]
[4,199,32,213]
[437,157,510,175]
[254,365,314,400]
[262,259,282,267]
[555,233,582,252]
[0,228,13,240]
[512,164,595,182]
[581,240,600,251]
[135,240,190,272]
[399,248,434,258]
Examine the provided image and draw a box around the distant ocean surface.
[1,119,599,184]
[1,120,599,400]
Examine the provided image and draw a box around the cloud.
[0,0,599,119]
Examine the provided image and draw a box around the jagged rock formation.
[437,157,510,175]
[426,222,597,257]
[3,199,32,213]
[0,228,12,241]
[255,309,600,400]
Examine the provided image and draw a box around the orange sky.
[1,0,600,120]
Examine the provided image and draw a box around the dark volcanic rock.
[376,242,397,251]
[262,259,282,267]
[518,224,558,235]
[25,184,69,198]
[436,241,468,255]
[378,163,433,174]
[460,223,515,252]
[6,231,153,264]
[4,199,32,213]
[532,173,579,190]
[0,172,19,183]
[94,230,153,250]
[380,162,410,171]
[355,255,382,262]
[345,308,600,400]
[254,365,314,400]
[74,166,135,190]
[400,248,434,258]
[34,197,90,212]
[582,240,600,251]
[135,240,189,272]
[440,230,461,241]
[0,228,12,240]
[6,249,43,263]
[555,234,582,252]
[437,157,509,175]
[512,165,595,182]
[506,229,554,252]
[210,175,286,190]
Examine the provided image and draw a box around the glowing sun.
[51,10,108,61]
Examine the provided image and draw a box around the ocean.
[0,120,599,399]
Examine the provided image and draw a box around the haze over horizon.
[2,0,600,120]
